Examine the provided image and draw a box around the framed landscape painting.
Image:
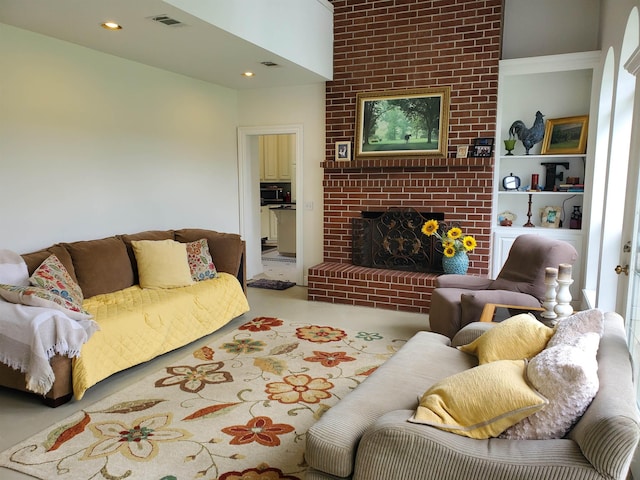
[355,86,450,158]
[541,115,589,155]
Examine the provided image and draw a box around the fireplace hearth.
[352,209,444,273]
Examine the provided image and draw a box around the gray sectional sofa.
[305,312,640,480]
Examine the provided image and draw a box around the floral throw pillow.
[186,239,217,281]
[29,254,84,308]
[0,284,91,321]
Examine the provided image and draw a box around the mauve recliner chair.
[429,234,578,339]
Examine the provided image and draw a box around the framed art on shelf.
[540,206,562,228]
[471,137,494,157]
[354,86,450,158]
[456,146,469,158]
[335,141,351,161]
[541,115,588,155]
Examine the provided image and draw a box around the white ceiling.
[0,0,329,90]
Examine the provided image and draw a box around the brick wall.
[309,0,502,314]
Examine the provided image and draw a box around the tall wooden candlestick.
[523,193,535,227]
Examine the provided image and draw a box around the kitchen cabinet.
[259,134,294,181]
[273,207,296,256]
[269,208,278,242]
[260,206,270,240]
[261,206,278,243]
[492,51,600,303]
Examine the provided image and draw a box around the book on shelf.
[557,184,584,192]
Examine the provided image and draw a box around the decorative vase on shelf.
[442,251,469,275]
[503,138,516,156]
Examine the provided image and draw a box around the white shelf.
[491,52,600,303]
[499,154,586,160]
[497,191,584,195]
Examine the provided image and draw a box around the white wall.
[502,0,600,59]
[237,84,326,278]
[0,24,241,253]
[166,0,334,80]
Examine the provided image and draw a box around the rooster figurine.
[508,111,545,155]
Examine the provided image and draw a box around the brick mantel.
[320,157,493,170]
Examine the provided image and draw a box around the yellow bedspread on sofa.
[74,272,250,399]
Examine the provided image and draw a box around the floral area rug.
[0,316,409,480]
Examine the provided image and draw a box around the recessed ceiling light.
[242,72,255,78]
[101,22,122,30]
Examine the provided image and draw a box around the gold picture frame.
[541,115,588,155]
[355,86,450,158]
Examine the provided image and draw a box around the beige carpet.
[0,313,415,480]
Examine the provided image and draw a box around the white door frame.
[237,125,304,285]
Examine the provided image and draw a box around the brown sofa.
[0,228,248,406]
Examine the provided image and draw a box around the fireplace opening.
[352,209,445,273]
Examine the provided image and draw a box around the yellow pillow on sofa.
[458,313,553,364]
[131,240,194,289]
[408,359,547,439]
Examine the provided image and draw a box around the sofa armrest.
[435,274,493,289]
[450,322,496,347]
[569,312,640,479]
[353,410,595,480]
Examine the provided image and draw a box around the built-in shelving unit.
[492,51,601,304]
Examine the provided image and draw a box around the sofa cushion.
[29,254,84,308]
[501,332,599,439]
[0,284,91,321]
[131,239,194,289]
[409,359,547,439]
[174,229,242,276]
[0,249,29,286]
[546,309,604,349]
[64,237,134,298]
[458,313,553,364]
[119,230,175,283]
[22,244,77,283]
[186,239,217,281]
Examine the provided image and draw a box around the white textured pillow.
[546,309,604,349]
[500,332,599,440]
[0,249,29,286]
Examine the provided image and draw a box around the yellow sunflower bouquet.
[421,219,477,257]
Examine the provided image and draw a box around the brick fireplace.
[308,0,501,314]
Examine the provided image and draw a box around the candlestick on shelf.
[541,267,558,321]
[523,193,535,227]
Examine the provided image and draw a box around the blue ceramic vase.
[442,251,469,275]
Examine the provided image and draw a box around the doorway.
[237,125,304,286]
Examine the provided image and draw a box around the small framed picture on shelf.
[335,141,351,162]
[541,115,588,155]
[456,146,469,158]
[540,206,562,228]
[471,137,494,157]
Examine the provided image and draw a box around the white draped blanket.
[0,301,99,395]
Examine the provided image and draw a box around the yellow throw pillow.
[409,359,547,439]
[458,313,553,364]
[131,239,194,289]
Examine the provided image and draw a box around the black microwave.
[260,183,291,204]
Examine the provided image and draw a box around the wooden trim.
[480,303,545,323]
